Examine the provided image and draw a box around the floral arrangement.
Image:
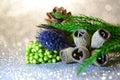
[26,7,120,75]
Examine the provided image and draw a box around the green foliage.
[25,39,61,64]
[52,12,71,19]
[50,13,120,38]
[49,13,120,75]
[77,38,120,75]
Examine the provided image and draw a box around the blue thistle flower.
[37,30,72,51]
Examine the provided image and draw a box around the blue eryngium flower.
[37,24,74,51]
[37,30,72,51]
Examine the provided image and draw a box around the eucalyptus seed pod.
[73,29,90,48]
[91,50,109,66]
[71,46,89,63]
[59,47,75,63]
[60,46,89,64]
[91,29,110,48]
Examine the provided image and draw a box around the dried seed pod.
[91,29,110,48]
[45,7,71,23]
[73,29,90,48]
[60,46,89,64]
[91,50,109,66]
[71,46,89,63]
[59,47,75,64]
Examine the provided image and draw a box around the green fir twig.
[50,13,120,38]
[77,38,120,75]
[52,12,71,19]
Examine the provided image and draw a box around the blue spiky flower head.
[37,30,72,51]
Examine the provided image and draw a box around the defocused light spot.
[105,4,112,11]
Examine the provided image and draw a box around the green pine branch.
[77,38,120,75]
[50,13,120,39]
[52,12,71,19]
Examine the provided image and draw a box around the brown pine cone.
[45,7,72,23]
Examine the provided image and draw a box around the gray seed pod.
[60,46,90,64]
[71,46,89,63]
[91,50,109,66]
[73,29,90,48]
[59,47,75,64]
[91,29,110,48]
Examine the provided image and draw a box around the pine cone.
[45,7,72,23]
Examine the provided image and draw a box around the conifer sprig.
[50,13,120,39]
[77,38,120,75]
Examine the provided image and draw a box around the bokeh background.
[0,0,120,80]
